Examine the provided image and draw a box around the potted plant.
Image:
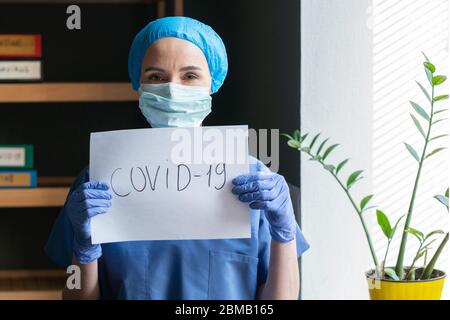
[283,54,449,300]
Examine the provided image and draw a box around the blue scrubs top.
[45,165,309,300]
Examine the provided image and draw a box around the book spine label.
[0,35,42,58]
[0,170,37,188]
[0,145,33,168]
[0,61,42,81]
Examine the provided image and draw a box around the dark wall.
[185,0,301,186]
[0,1,300,269]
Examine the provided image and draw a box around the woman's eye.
[184,73,199,80]
[147,74,165,81]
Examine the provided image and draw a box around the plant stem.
[421,233,449,280]
[381,239,392,277]
[304,151,379,268]
[395,85,435,278]
[405,242,423,280]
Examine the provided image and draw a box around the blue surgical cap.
[128,16,228,94]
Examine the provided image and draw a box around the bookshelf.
[0,0,185,299]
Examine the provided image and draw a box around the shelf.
[0,269,65,300]
[0,187,69,208]
[0,82,138,103]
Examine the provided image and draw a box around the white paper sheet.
[89,125,250,244]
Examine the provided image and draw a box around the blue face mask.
[138,82,212,128]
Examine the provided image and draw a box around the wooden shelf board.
[0,82,138,103]
[0,269,65,279]
[0,290,61,300]
[0,269,65,300]
[0,187,69,208]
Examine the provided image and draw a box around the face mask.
[138,82,212,128]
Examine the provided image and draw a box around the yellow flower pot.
[366,269,446,300]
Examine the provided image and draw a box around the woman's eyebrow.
[143,66,166,73]
[179,65,202,72]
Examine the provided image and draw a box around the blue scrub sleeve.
[44,166,90,268]
[257,211,309,286]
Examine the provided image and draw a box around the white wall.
[301,0,450,300]
[371,0,450,299]
[301,0,374,300]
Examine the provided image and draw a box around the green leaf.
[360,195,374,211]
[301,147,311,153]
[410,114,426,139]
[309,133,321,150]
[429,134,449,142]
[424,61,436,73]
[300,133,309,143]
[434,95,449,102]
[293,130,301,142]
[384,268,400,281]
[446,188,449,198]
[335,159,350,175]
[425,230,445,240]
[433,75,447,86]
[410,101,430,121]
[422,233,449,280]
[309,155,321,161]
[322,144,339,161]
[434,109,448,116]
[425,68,434,85]
[416,81,431,103]
[404,143,420,162]
[433,118,448,125]
[376,210,393,240]
[281,133,294,141]
[362,206,377,212]
[391,215,406,239]
[406,227,425,241]
[316,138,330,156]
[422,239,437,250]
[435,195,449,210]
[323,165,335,172]
[425,147,446,160]
[346,170,364,189]
[287,140,301,149]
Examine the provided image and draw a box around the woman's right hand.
[66,181,112,264]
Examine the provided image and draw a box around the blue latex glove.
[66,181,112,264]
[232,164,297,243]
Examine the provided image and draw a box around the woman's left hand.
[232,170,297,243]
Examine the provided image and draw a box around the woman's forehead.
[143,37,209,68]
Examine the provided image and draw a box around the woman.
[45,16,309,300]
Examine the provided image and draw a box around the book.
[0,34,42,58]
[0,61,42,81]
[0,145,34,168]
[0,170,37,188]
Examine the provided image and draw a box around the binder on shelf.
[0,169,37,188]
[0,61,42,81]
[0,35,42,58]
[0,145,34,168]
